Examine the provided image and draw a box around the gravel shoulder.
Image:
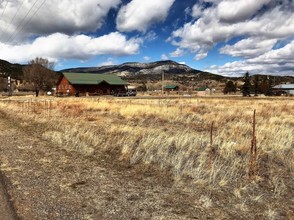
[0,171,18,220]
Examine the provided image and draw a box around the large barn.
[57,72,128,96]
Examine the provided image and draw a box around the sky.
[0,0,293,77]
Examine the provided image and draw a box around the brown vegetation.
[0,96,293,218]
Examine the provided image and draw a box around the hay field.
[0,95,293,218]
[1,96,293,188]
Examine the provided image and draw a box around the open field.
[0,95,293,219]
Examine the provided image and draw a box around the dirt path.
[0,171,18,220]
[0,113,223,220]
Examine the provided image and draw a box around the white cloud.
[194,51,208,60]
[100,58,116,66]
[116,0,175,32]
[207,40,294,76]
[170,1,294,61]
[220,37,277,58]
[217,0,271,23]
[170,48,184,57]
[161,54,169,60]
[0,0,121,44]
[144,31,158,41]
[191,4,203,18]
[0,32,142,63]
[143,56,151,61]
[168,0,294,75]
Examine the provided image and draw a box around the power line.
[7,0,47,45]
[0,0,25,41]
[0,0,9,22]
[14,0,47,43]
[5,0,39,44]
[9,0,25,25]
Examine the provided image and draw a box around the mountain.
[61,60,225,82]
[0,59,24,79]
[62,60,193,75]
[61,60,223,78]
[1,58,293,86]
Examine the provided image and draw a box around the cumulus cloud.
[161,54,169,60]
[0,0,121,44]
[100,58,116,66]
[217,0,271,23]
[191,4,204,18]
[170,0,294,61]
[0,32,142,63]
[220,37,277,58]
[116,0,175,32]
[144,31,158,41]
[207,40,294,76]
[170,48,184,57]
[194,51,208,60]
[143,56,151,61]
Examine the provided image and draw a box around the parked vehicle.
[113,88,137,97]
[127,89,137,96]
[113,90,127,97]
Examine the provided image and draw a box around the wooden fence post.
[208,122,215,168]
[249,109,257,179]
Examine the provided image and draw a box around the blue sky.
[0,0,293,76]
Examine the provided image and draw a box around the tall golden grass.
[0,96,293,189]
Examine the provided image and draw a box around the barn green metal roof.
[62,72,128,85]
[197,86,210,91]
[164,85,178,89]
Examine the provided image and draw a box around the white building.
[273,84,294,95]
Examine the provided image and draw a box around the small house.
[57,72,128,96]
[272,84,294,95]
[197,86,210,96]
[164,85,179,91]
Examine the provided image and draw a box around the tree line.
[223,72,274,96]
[0,57,59,96]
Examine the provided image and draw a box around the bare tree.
[23,57,58,96]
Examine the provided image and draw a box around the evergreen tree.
[259,77,268,94]
[253,75,259,96]
[265,76,274,96]
[223,80,236,94]
[242,72,251,97]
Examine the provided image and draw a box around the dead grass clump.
[58,103,84,117]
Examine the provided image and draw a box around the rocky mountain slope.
[61,60,225,80]
[61,60,228,87]
[62,60,195,76]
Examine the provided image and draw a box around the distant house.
[197,86,211,96]
[272,84,294,95]
[57,72,128,96]
[164,85,179,91]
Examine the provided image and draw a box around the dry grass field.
[0,95,293,219]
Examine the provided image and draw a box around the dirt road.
[0,171,18,220]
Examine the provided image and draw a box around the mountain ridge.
[1,59,294,84]
[61,60,197,76]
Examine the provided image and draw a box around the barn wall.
[57,77,76,95]
[57,78,127,96]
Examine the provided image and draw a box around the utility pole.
[7,75,12,96]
